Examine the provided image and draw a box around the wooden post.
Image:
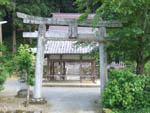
[91,61,94,83]
[33,24,46,99]
[60,61,63,79]
[63,62,66,75]
[68,22,78,39]
[46,56,49,75]
[98,27,107,93]
[104,52,108,83]
[91,60,96,83]
[46,55,50,80]
[50,61,52,75]
[0,24,2,55]
[80,57,83,83]
[52,62,55,75]
[0,24,2,43]
[63,61,66,80]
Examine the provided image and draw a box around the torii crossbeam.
[17,12,122,101]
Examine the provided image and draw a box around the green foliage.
[144,62,150,76]
[16,44,35,86]
[0,43,13,91]
[75,0,150,74]
[102,69,150,110]
[104,108,150,113]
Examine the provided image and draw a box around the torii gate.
[0,21,7,43]
[0,21,7,55]
[17,12,122,100]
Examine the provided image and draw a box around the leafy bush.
[0,43,11,91]
[0,67,7,91]
[106,108,150,113]
[16,44,35,86]
[101,69,150,110]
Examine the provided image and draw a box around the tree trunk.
[136,59,145,75]
[136,36,144,75]
[12,0,16,53]
[136,10,147,75]
[12,26,16,53]
[25,84,30,107]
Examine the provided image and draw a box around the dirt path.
[0,80,101,113]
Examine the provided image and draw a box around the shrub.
[16,44,35,86]
[0,43,7,91]
[0,67,7,91]
[101,69,150,110]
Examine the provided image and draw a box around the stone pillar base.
[29,98,47,104]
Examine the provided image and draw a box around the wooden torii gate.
[0,21,7,55]
[17,12,122,100]
[0,21,7,43]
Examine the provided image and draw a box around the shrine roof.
[31,41,96,55]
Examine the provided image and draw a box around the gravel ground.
[0,80,101,113]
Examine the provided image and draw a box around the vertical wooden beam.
[98,27,107,93]
[68,21,78,39]
[33,24,46,99]
[93,60,97,83]
[50,61,52,75]
[52,61,55,75]
[48,55,50,75]
[0,24,2,55]
[91,60,96,83]
[63,61,66,75]
[91,61,94,83]
[46,56,49,75]
[80,56,83,83]
[12,26,16,53]
[0,24,2,43]
[104,52,108,83]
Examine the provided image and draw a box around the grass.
[103,108,150,113]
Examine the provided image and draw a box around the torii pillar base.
[29,98,47,105]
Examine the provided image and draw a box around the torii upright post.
[98,27,108,94]
[0,21,7,55]
[34,24,46,99]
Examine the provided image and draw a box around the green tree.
[0,42,15,91]
[16,44,35,106]
[0,43,7,91]
[76,0,150,75]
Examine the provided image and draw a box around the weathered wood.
[17,12,122,28]
[23,31,107,42]
[0,24,2,43]
[91,61,94,82]
[80,56,83,83]
[63,62,66,75]
[93,60,96,82]
[69,22,78,38]
[0,24,2,55]
[91,60,96,83]
[52,61,55,75]
[49,59,94,62]
[104,51,108,83]
[47,56,50,75]
[33,24,46,99]
[98,27,107,93]
[12,26,16,53]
